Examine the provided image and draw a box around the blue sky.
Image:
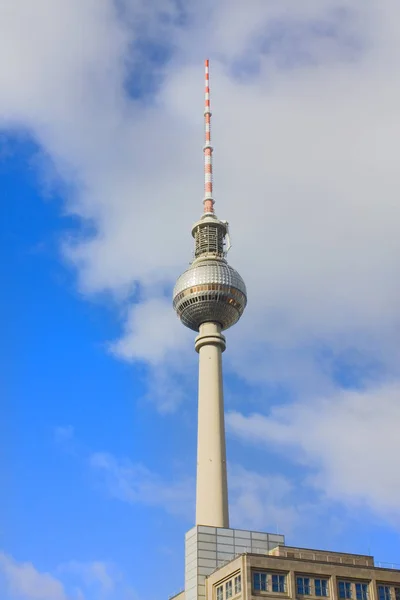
[1,139,190,597]
[1,2,400,599]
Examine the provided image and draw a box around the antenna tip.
[205,59,209,67]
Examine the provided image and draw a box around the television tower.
[173,60,247,528]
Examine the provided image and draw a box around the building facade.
[205,547,400,600]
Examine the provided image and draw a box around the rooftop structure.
[184,525,285,600]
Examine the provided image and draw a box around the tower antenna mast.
[204,59,214,215]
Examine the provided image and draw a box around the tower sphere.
[173,258,247,332]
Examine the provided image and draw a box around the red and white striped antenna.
[203,59,214,214]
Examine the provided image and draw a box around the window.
[315,579,328,597]
[226,581,233,599]
[253,572,288,594]
[235,575,242,595]
[297,578,311,595]
[378,587,391,600]
[339,582,352,599]
[395,589,400,600]
[217,586,223,600]
[355,584,368,600]
[272,575,286,593]
[253,573,267,592]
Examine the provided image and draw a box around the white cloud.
[229,464,346,539]
[0,552,68,600]
[110,298,191,365]
[54,426,75,443]
[88,449,319,536]
[229,465,300,534]
[59,561,114,595]
[110,297,195,411]
[0,552,137,600]
[1,0,399,384]
[227,380,400,525]
[89,451,194,518]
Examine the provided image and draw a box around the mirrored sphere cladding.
[173,259,247,332]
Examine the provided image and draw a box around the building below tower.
[184,526,285,600]
[169,527,400,600]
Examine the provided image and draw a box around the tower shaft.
[195,322,229,528]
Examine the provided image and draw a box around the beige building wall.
[206,548,400,600]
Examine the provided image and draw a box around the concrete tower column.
[194,322,229,528]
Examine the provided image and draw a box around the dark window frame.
[272,574,286,593]
[339,581,352,600]
[253,572,268,592]
[315,579,329,597]
[297,577,311,596]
